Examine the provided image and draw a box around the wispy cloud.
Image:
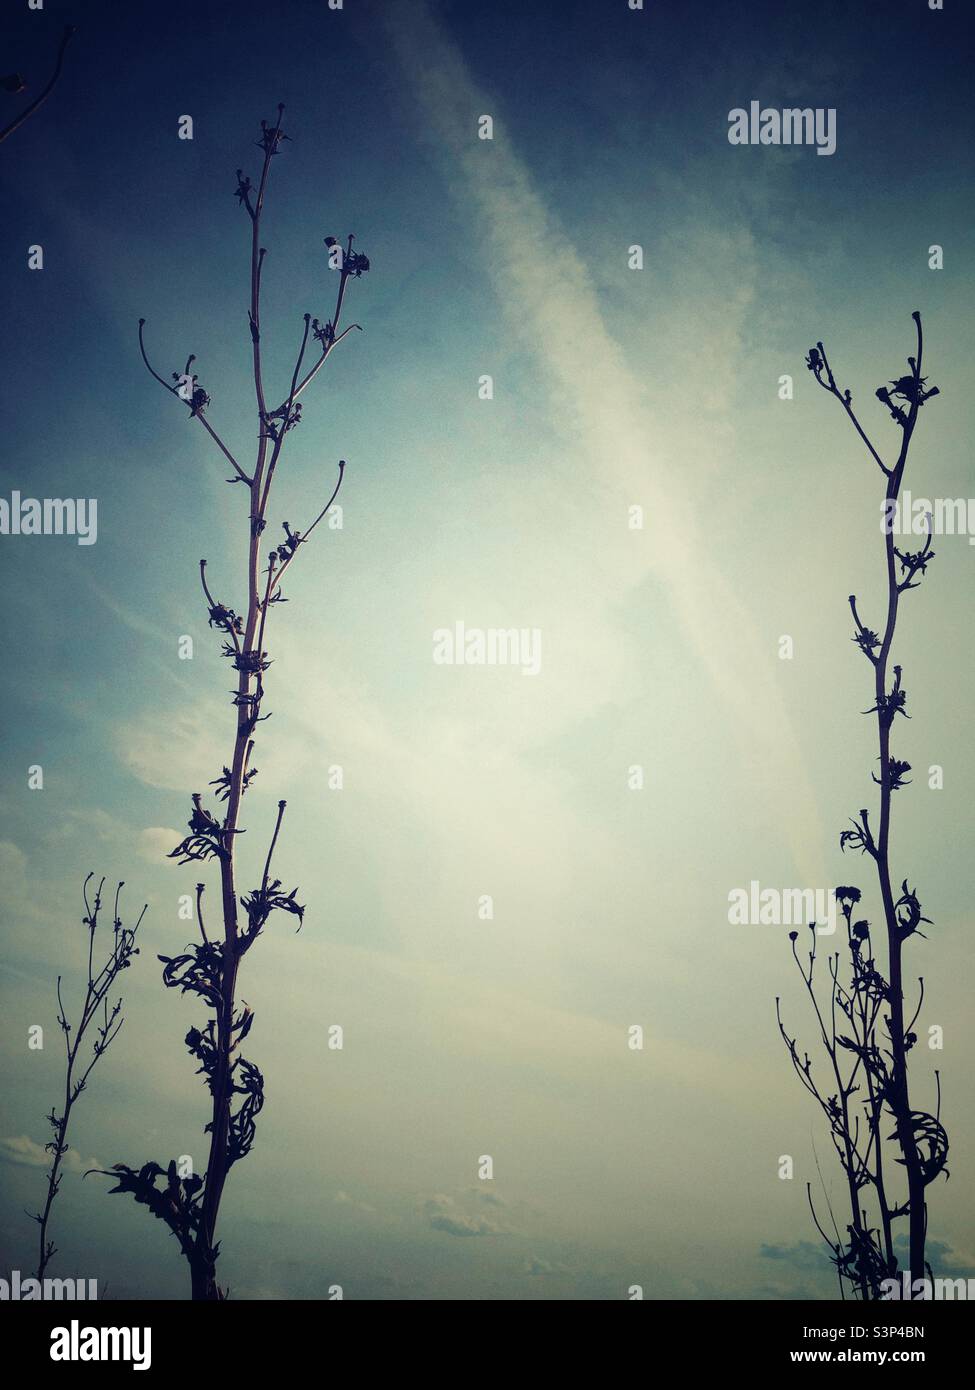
[379,0,825,883]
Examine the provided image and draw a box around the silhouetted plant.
[95,106,368,1300]
[0,25,76,145]
[777,312,948,1299]
[28,875,144,1281]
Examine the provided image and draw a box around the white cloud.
[524,1254,573,1277]
[116,705,226,792]
[422,1192,507,1238]
[333,1190,376,1214]
[0,1134,99,1174]
[137,827,181,863]
[0,840,27,886]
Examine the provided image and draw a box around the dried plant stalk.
[778,312,948,1298]
[96,107,369,1300]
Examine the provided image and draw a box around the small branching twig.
[28,876,144,1281]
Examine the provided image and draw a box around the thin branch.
[269,460,346,598]
[0,25,76,146]
[196,413,253,486]
[811,342,891,477]
[261,801,287,895]
[138,321,251,484]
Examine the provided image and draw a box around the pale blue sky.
[1,0,973,1298]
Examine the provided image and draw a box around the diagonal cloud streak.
[379,0,826,885]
